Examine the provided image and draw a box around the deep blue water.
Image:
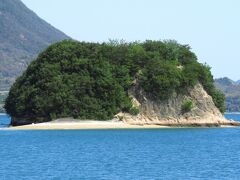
[0,114,240,179]
[0,114,10,128]
[225,113,240,121]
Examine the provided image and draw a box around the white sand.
[6,121,170,130]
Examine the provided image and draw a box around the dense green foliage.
[181,100,193,113]
[5,40,225,121]
[129,107,140,116]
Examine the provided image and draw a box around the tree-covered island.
[5,40,225,125]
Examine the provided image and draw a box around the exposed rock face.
[117,83,236,126]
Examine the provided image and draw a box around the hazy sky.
[21,0,240,80]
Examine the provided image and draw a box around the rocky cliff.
[117,83,236,127]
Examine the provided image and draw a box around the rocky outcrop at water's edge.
[115,83,239,127]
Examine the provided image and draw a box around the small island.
[4,40,239,129]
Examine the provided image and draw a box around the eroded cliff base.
[115,83,239,127]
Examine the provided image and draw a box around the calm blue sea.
[0,114,240,179]
[225,113,240,121]
[0,114,10,128]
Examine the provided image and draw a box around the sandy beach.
[4,119,239,130]
[6,120,171,130]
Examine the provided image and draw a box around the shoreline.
[225,112,240,115]
[2,120,240,130]
[5,121,171,130]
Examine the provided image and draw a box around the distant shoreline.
[0,113,7,115]
[225,112,240,114]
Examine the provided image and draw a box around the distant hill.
[0,91,7,113]
[215,77,240,112]
[0,0,69,90]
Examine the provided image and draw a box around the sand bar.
[4,121,171,130]
[2,120,240,130]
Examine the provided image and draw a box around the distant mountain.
[236,80,240,85]
[0,0,70,90]
[215,77,240,112]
